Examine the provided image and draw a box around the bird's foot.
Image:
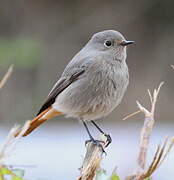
[103,133,112,147]
[85,138,106,154]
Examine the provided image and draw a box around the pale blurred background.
[0,0,174,179]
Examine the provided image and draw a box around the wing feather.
[37,69,85,115]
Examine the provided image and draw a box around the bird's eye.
[104,40,112,47]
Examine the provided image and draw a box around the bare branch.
[147,89,153,105]
[158,137,174,167]
[125,82,165,180]
[123,82,164,122]
[140,137,174,179]
[136,82,163,170]
[123,110,141,121]
[151,82,164,115]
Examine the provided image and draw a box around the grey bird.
[16,30,134,143]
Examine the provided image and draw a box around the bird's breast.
[53,61,129,120]
[87,62,129,106]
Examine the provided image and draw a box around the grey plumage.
[16,30,134,138]
[40,30,132,121]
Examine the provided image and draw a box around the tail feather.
[15,107,62,137]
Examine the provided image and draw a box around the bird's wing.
[37,69,85,115]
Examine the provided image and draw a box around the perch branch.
[77,134,110,180]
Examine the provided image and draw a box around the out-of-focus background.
[0,0,174,179]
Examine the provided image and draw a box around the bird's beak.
[120,40,134,46]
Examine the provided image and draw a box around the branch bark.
[77,134,109,180]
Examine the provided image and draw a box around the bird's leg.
[82,120,106,153]
[91,120,105,134]
[82,120,94,141]
[91,120,112,147]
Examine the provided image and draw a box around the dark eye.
[104,40,112,47]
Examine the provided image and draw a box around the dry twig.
[77,134,109,180]
[136,82,164,170]
[125,82,174,180]
[0,121,31,165]
[123,110,141,121]
[139,137,174,179]
[0,65,13,90]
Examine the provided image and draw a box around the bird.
[15,30,134,145]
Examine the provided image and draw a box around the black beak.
[120,40,134,46]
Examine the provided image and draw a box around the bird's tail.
[15,107,63,137]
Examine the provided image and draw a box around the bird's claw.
[103,134,112,147]
[85,138,106,154]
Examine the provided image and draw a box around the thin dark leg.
[91,120,105,134]
[82,120,106,153]
[91,120,112,146]
[82,121,94,140]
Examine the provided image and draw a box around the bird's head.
[87,30,134,62]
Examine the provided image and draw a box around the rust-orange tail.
[15,107,63,137]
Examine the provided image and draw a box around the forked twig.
[123,82,164,121]
[125,82,172,180]
[136,82,164,170]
